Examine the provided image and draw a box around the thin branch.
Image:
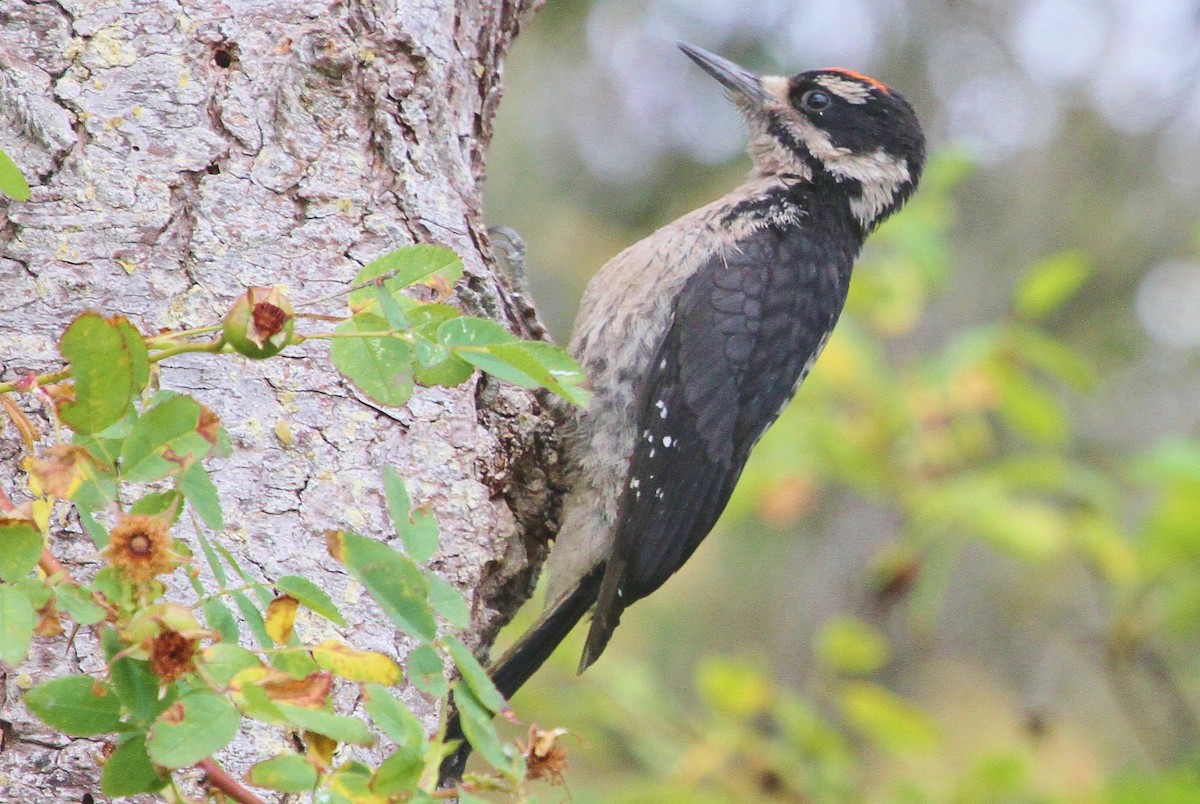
[197,758,266,804]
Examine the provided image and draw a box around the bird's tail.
[437,566,602,787]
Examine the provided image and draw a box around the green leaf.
[383,466,439,563]
[0,584,36,665]
[486,341,591,406]
[233,591,272,649]
[274,702,374,746]
[180,463,225,530]
[406,644,447,698]
[374,746,424,795]
[147,692,241,768]
[814,616,890,675]
[840,681,939,751]
[129,489,183,522]
[276,575,346,626]
[443,635,505,714]
[203,598,240,643]
[452,680,514,776]
[102,735,167,797]
[338,532,436,642]
[0,519,42,582]
[373,282,411,329]
[992,364,1068,444]
[331,313,415,407]
[76,507,109,546]
[115,317,151,392]
[437,316,516,349]
[0,148,31,201]
[695,657,771,716]
[1014,250,1091,320]
[364,684,425,749]
[54,583,107,626]
[119,395,212,483]
[58,314,138,434]
[202,644,262,688]
[105,629,166,726]
[196,530,228,587]
[424,571,469,629]
[348,245,464,310]
[248,754,319,793]
[25,676,122,736]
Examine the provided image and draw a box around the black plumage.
[583,188,857,666]
[439,43,924,787]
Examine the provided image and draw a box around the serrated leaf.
[248,754,319,793]
[102,735,167,797]
[114,317,151,393]
[338,532,436,642]
[119,395,211,483]
[180,462,225,530]
[0,148,31,201]
[58,314,137,434]
[331,313,415,407]
[266,595,300,645]
[54,583,106,626]
[423,571,469,628]
[364,684,425,749]
[25,676,122,736]
[348,246,464,311]
[0,584,36,665]
[1014,251,1091,320]
[383,467,439,563]
[406,644,447,698]
[0,518,42,582]
[442,635,505,714]
[276,575,345,625]
[275,702,374,746]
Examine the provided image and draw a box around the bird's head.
[679,42,925,231]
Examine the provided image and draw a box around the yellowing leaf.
[230,666,333,710]
[311,640,401,685]
[265,595,299,645]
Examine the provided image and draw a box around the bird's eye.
[801,89,831,113]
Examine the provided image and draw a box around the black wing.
[580,224,852,669]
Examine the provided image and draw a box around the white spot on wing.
[662,436,674,447]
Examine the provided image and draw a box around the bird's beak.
[677,42,766,105]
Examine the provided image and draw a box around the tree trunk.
[0,1,551,799]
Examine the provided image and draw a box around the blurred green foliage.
[482,153,1200,802]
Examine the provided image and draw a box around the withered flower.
[104,514,178,583]
[149,629,198,682]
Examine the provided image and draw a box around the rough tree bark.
[0,1,555,799]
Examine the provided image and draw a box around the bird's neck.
[719,173,869,248]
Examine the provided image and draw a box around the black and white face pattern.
[753,68,926,229]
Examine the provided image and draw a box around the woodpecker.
[441,43,924,781]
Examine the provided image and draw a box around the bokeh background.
[480,1,1200,801]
